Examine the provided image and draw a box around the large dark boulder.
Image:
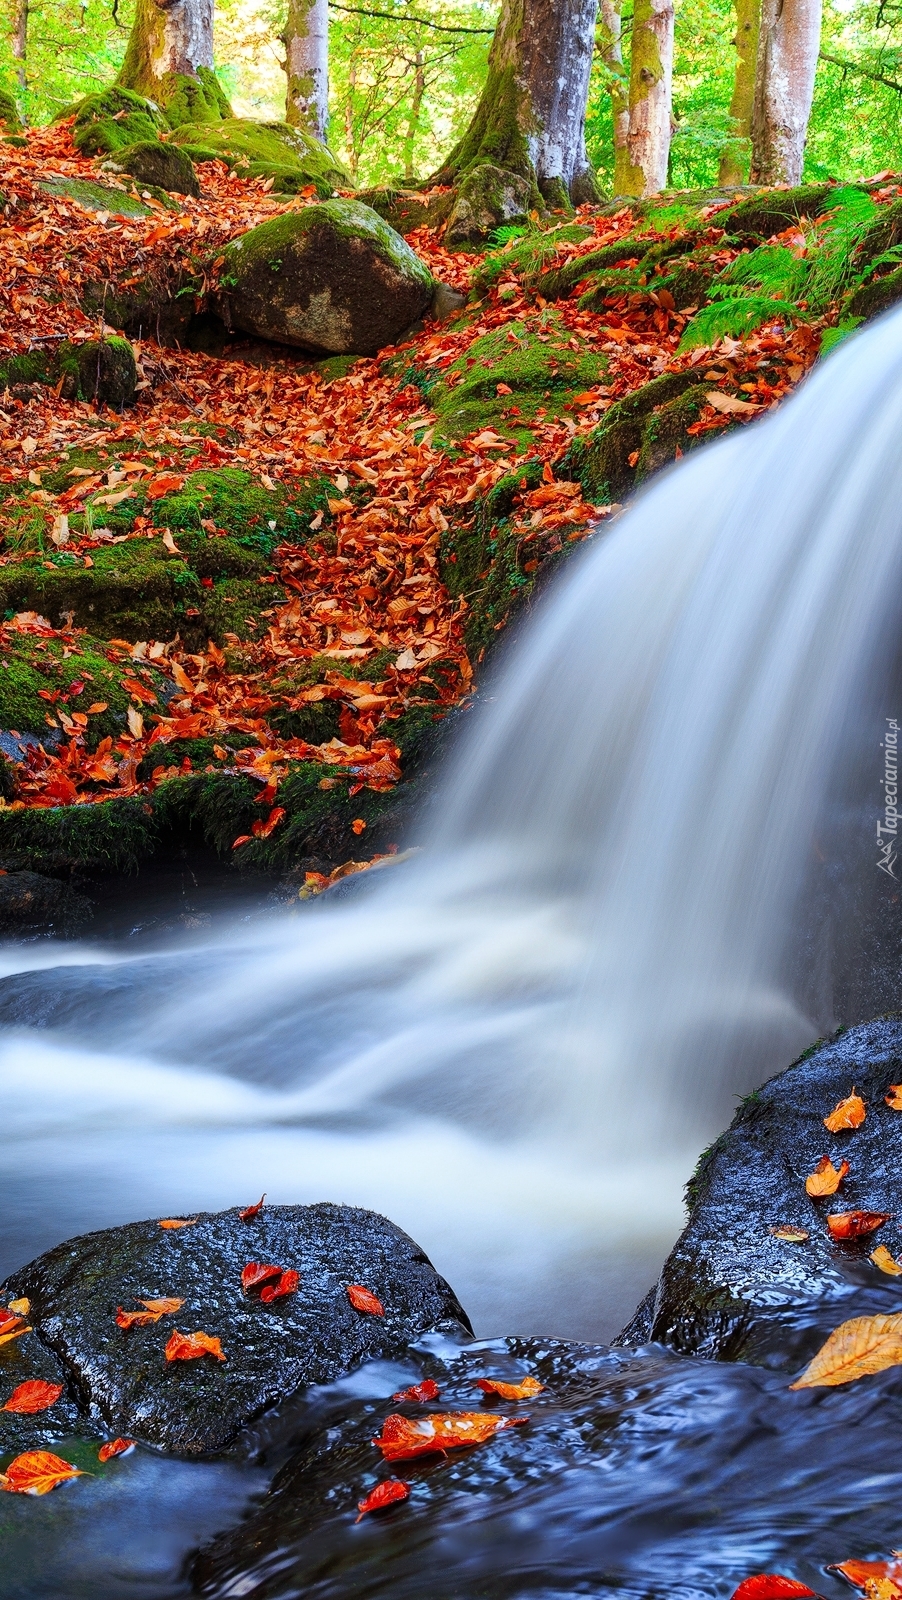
[2,1204,471,1454]
[619,1019,902,1370]
[216,200,436,356]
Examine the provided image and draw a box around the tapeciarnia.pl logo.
[878,717,899,878]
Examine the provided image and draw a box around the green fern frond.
[678,296,806,351]
[819,316,864,356]
[718,244,802,295]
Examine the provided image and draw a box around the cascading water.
[3,310,902,1350]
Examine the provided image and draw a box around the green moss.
[152,68,231,128]
[720,183,838,239]
[0,86,22,133]
[0,795,158,876]
[471,223,595,295]
[0,339,137,407]
[844,263,902,321]
[0,632,137,746]
[108,140,200,198]
[440,459,557,657]
[67,87,168,157]
[170,119,350,188]
[561,369,702,502]
[0,351,55,391]
[222,200,433,289]
[633,384,711,480]
[39,175,153,219]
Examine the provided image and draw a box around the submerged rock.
[1,1204,471,1454]
[216,201,435,356]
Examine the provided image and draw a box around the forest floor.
[0,122,885,901]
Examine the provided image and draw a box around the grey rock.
[443,164,534,250]
[431,281,467,321]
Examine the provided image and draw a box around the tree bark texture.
[433,0,601,205]
[620,0,674,197]
[402,51,425,183]
[11,0,27,93]
[718,0,760,184]
[284,0,329,141]
[599,0,631,193]
[119,0,214,97]
[750,0,822,184]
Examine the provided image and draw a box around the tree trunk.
[750,0,822,184]
[11,0,27,94]
[718,0,760,184]
[344,58,358,180]
[598,0,630,193]
[284,0,329,142]
[432,0,601,206]
[117,0,229,122]
[402,51,425,184]
[620,0,674,197]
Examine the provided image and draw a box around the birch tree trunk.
[718,0,760,184]
[284,0,329,141]
[11,0,27,93]
[599,0,631,193]
[432,0,602,205]
[750,0,822,184]
[620,0,674,197]
[118,0,230,122]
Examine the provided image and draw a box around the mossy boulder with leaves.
[562,370,707,503]
[108,139,200,198]
[66,86,169,157]
[443,163,536,250]
[170,118,349,194]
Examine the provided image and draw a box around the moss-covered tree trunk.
[750,0,821,183]
[717,0,760,184]
[284,0,329,141]
[11,0,27,94]
[117,0,230,125]
[599,0,631,193]
[432,0,602,206]
[620,0,674,197]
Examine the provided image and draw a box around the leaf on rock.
[730,1578,821,1599]
[871,1245,902,1276]
[2,1380,63,1414]
[356,1478,410,1520]
[98,1438,135,1462]
[0,1451,84,1495]
[770,1225,809,1242]
[239,1194,266,1221]
[260,1269,300,1303]
[392,1379,441,1403]
[0,1307,30,1346]
[164,1329,226,1363]
[885,1086,902,1111]
[348,1284,384,1316]
[826,1211,891,1240]
[116,1297,184,1329]
[475,1376,545,1399]
[824,1091,866,1131]
[158,1218,196,1229]
[241,1262,282,1292]
[790,1311,902,1388]
[372,1411,528,1461]
[7,1298,29,1316]
[805,1156,850,1196]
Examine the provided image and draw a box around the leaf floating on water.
[828,1558,902,1597]
[827,1211,891,1240]
[824,1090,866,1131]
[790,1311,902,1388]
[356,1478,410,1520]
[165,1330,226,1363]
[98,1438,135,1462]
[372,1411,528,1461]
[241,1262,282,1293]
[805,1156,850,1196]
[158,1218,197,1230]
[885,1085,902,1110]
[730,1578,821,1599]
[239,1194,266,1221]
[770,1225,810,1242]
[871,1245,902,1276]
[260,1269,300,1303]
[0,1451,84,1495]
[116,1297,184,1329]
[348,1285,384,1316]
[2,1380,63,1414]
[392,1379,440,1403]
[475,1376,545,1399]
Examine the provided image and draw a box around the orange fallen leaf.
[790,1311,902,1388]
[475,1376,544,1400]
[828,1558,902,1596]
[158,1218,196,1229]
[2,1380,63,1414]
[0,1307,30,1347]
[824,1090,866,1132]
[827,1211,891,1240]
[239,1194,266,1221]
[241,1262,282,1292]
[260,1269,299,1303]
[770,1225,809,1242]
[98,1438,135,1462]
[805,1156,849,1197]
[886,1086,902,1110]
[356,1478,410,1520]
[164,1330,225,1363]
[146,474,185,499]
[392,1379,440,1403]
[116,1297,184,1329]
[871,1244,902,1276]
[730,1580,820,1600]
[348,1284,384,1316]
[0,1451,84,1495]
[351,818,366,834]
[373,1411,528,1461]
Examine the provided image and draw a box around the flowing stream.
[4,311,902,1595]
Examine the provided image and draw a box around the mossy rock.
[0,630,139,747]
[357,186,456,235]
[440,458,548,657]
[170,118,349,191]
[720,182,839,240]
[67,87,168,157]
[654,247,723,310]
[0,86,23,134]
[849,196,902,274]
[39,175,154,219]
[217,200,435,356]
[561,369,703,502]
[532,238,656,301]
[633,383,712,481]
[83,269,198,347]
[141,67,231,128]
[443,164,537,251]
[471,223,595,295]
[59,337,138,409]
[843,262,902,322]
[109,140,200,198]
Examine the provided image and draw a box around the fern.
[487,223,530,248]
[679,295,806,351]
[819,316,864,355]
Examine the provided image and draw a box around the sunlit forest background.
[2,0,901,190]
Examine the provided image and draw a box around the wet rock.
[623,1019,902,1369]
[1,1204,471,1455]
[0,1313,79,1454]
[561,368,705,503]
[0,870,92,936]
[442,164,533,250]
[111,140,200,198]
[216,201,435,356]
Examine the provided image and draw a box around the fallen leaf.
[805,1156,850,1196]
[826,1211,891,1240]
[392,1379,441,1403]
[871,1245,902,1276]
[164,1329,226,1363]
[260,1269,300,1303]
[0,1451,84,1495]
[348,1284,384,1316]
[158,1218,196,1229]
[351,818,367,834]
[730,1579,820,1600]
[885,1086,902,1110]
[127,706,144,739]
[356,1478,410,1520]
[116,1297,184,1330]
[2,1380,63,1414]
[373,1411,528,1461]
[475,1376,545,1400]
[770,1225,810,1242]
[0,1308,30,1346]
[239,1194,266,1221]
[98,1438,135,1462]
[147,475,185,499]
[828,1559,902,1596]
[7,1298,29,1316]
[241,1261,282,1292]
[824,1090,866,1131]
[790,1311,902,1388]
[706,390,762,414]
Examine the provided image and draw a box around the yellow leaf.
[127,707,143,739]
[790,1311,902,1389]
[871,1245,902,1277]
[7,1298,29,1316]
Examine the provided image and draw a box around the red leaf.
[146,474,185,500]
[347,1284,384,1316]
[731,1580,820,1600]
[239,1194,266,1221]
[260,1269,300,1303]
[0,1451,84,1495]
[241,1262,282,1292]
[827,1211,892,1240]
[98,1438,135,1462]
[2,1380,63,1414]
[356,1478,410,1521]
[372,1411,528,1461]
[392,1379,440,1403]
[164,1329,226,1362]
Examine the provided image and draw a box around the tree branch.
[329,3,494,33]
[818,48,902,94]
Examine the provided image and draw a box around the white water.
[3,313,902,1339]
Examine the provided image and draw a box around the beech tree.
[751,0,823,183]
[11,0,27,93]
[598,0,631,192]
[117,0,229,120]
[432,0,601,206]
[718,0,760,184]
[619,0,674,196]
[283,0,329,140]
